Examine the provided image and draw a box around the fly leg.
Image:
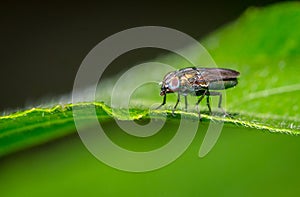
[209,91,229,116]
[156,94,166,109]
[206,94,212,115]
[172,93,180,116]
[184,95,188,112]
[195,90,207,120]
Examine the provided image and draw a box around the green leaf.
[1,2,300,157]
[203,2,300,132]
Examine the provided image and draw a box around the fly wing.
[196,68,240,82]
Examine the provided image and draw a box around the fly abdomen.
[208,78,238,90]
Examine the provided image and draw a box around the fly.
[157,67,240,118]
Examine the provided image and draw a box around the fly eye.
[168,77,179,90]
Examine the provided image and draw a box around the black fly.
[157,67,240,118]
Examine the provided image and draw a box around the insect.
[157,67,240,118]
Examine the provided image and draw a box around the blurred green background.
[2,123,300,196]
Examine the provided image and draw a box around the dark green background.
[0,0,282,111]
